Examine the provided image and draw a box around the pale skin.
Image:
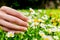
[0,6,28,33]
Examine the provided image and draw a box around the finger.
[0,6,28,22]
[0,11,28,27]
[0,19,27,31]
[1,26,22,33]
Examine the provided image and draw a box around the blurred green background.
[0,0,60,9]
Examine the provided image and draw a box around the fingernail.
[27,24,29,27]
[27,18,29,22]
[24,28,27,30]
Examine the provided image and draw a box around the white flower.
[57,27,60,32]
[28,16,32,19]
[46,29,52,33]
[31,22,39,29]
[40,23,46,28]
[53,36,59,40]
[42,15,48,20]
[58,26,60,28]
[38,9,42,13]
[34,22,39,25]
[39,31,45,37]
[38,19,44,23]
[6,31,14,37]
[30,22,38,29]
[47,24,53,27]
[28,19,33,23]
[51,27,57,32]
[43,36,53,40]
[28,16,33,23]
[31,22,39,26]
[29,8,35,14]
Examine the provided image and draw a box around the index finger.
[0,6,28,22]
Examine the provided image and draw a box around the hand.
[0,6,28,33]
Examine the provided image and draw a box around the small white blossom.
[38,19,44,23]
[29,8,35,14]
[42,15,48,20]
[28,16,32,19]
[6,31,14,37]
[46,29,52,33]
[28,19,33,23]
[31,22,39,29]
[51,27,57,32]
[57,27,60,32]
[47,24,53,27]
[53,36,59,40]
[31,22,39,26]
[38,9,42,13]
[39,31,45,37]
[43,36,53,40]
[28,16,33,23]
[40,23,46,28]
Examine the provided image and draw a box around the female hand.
[0,6,28,33]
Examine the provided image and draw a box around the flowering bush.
[0,9,60,40]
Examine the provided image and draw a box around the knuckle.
[12,18,18,22]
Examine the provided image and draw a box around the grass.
[0,9,60,40]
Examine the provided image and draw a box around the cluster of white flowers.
[39,31,53,40]
[28,8,60,40]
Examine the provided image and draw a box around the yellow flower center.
[34,19,38,22]
[53,23,57,26]
[48,29,51,33]
[33,19,43,23]
[51,19,56,23]
[30,9,34,12]
[9,33,13,37]
[38,19,43,22]
[44,38,49,40]
[40,33,45,37]
[57,19,60,22]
